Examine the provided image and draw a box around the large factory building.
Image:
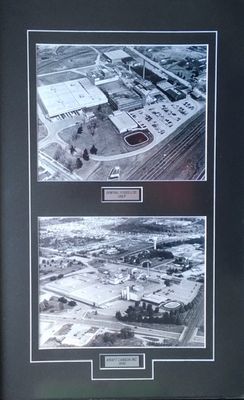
[37,77,108,118]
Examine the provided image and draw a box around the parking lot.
[129,97,199,142]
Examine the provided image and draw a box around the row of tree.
[115,300,197,326]
[69,145,98,170]
[116,308,183,325]
[98,327,134,345]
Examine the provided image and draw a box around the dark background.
[1,0,243,399]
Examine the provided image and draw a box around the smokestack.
[153,237,157,250]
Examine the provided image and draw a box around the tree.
[175,313,182,325]
[68,300,77,307]
[120,327,134,339]
[77,126,83,134]
[137,314,143,322]
[58,297,67,303]
[147,303,153,313]
[66,158,75,172]
[103,332,115,344]
[163,312,170,324]
[115,311,122,320]
[90,144,98,155]
[69,145,76,155]
[83,148,89,161]
[76,157,83,169]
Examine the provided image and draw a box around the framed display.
[1,1,243,399]
[28,30,216,372]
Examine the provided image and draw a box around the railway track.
[192,169,205,181]
[128,113,206,180]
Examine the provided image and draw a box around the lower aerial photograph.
[38,217,206,349]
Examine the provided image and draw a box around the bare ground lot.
[37,71,85,86]
[37,46,97,74]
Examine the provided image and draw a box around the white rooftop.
[38,78,108,117]
[109,111,138,133]
[104,49,130,61]
[142,279,201,305]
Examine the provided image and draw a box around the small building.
[164,88,186,102]
[109,111,138,134]
[103,49,131,63]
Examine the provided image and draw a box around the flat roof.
[109,111,138,133]
[142,279,201,305]
[38,78,108,117]
[104,49,130,60]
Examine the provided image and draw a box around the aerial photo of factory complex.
[36,44,207,181]
[39,217,206,348]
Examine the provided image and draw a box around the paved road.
[39,151,82,181]
[40,313,180,340]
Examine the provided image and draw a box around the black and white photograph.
[39,216,206,349]
[36,44,208,182]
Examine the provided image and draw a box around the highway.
[40,313,180,341]
[128,112,205,180]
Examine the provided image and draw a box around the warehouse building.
[38,78,108,118]
[109,111,139,134]
[103,49,131,63]
[156,80,186,102]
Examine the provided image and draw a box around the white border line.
[212,30,218,361]
[27,30,217,378]
[28,30,218,33]
[27,30,33,364]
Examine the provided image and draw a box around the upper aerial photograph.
[36,44,207,181]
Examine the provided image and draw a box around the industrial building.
[87,67,119,86]
[164,88,186,102]
[109,111,139,133]
[156,80,186,102]
[38,77,108,118]
[142,280,201,306]
[103,49,131,63]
